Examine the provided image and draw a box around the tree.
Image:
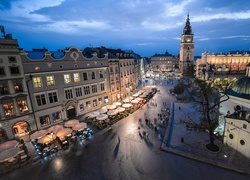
[177,78,230,152]
[174,82,185,94]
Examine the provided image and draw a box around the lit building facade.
[222,64,250,158]
[21,47,111,130]
[150,51,179,72]
[196,50,250,84]
[179,13,194,76]
[0,33,36,141]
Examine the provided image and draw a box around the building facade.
[21,47,111,130]
[0,33,36,141]
[196,50,250,85]
[179,13,194,76]
[150,51,179,72]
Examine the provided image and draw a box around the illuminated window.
[73,73,80,82]
[3,101,15,116]
[46,76,55,86]
[12,80,23,93]
[52,111,61,122]
[86,101,91,108]
[79,103,84,112]
[93,99,97,107]
[39,115,50,127]
[17,98,28,113]
[64,74,71,84]
[98,97,102,105]
[33,77,42,88]
[104,96,108,104]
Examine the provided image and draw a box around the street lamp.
[50,131,55,148]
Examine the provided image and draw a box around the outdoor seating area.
[0,139,29,174]
[85,86,157,129]
[30,120,92,158]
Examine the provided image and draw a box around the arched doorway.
[67,105,76,119]
[13,121,30,138]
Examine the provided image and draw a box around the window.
[83,72,88,80]
[100,83,105,91]
[243,124,247,129]
[3,101,15,116]
[8,56,16,63]
[65,89,73,99]
[104,96,108,104]
[111,85,115,92]
[17,98,28,113]
[12,80,23,93]
[98,97,102,105]
[0,81,9,95]
[75,87,82,97]
[83,86,90,95]
[79,103,84,112]
[74,73,80,82]
[93,99,97,107]
[86,101,91,108]
[46,76,55,86]
[240,139,245,146]
[64,74,71,84]
[36,94,46,106]
[33,77,42,88]
[99,71,104,78]
[92,85,97,93]
[0,67,5,76]
[229,134,233,139]
[39,115,50,127]
[48,91,58,103]
[52,111,61,122]
[110,67,113,73]
[9,66,20,75]
[115,67,118,73]
[91,72,96,79]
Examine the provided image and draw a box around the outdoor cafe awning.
[122,103,132,108]
[72,122,87,131]
[96,114,108,121]
[0,147,20,162]
[0,140,19,152]
[30,129,48,140]
[56,128,73,139]
[88,111,100,118]
[48,125,63,134]
[64,119,79,128]
[107,109,118,116]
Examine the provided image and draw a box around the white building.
[223,63,250,158]
[0,30,36,141]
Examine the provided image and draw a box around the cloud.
[164,0,194,17]
[198,38,210,41]
[192,10,250,22]
[221,35,250,39]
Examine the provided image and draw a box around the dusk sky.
[1,0,250,57]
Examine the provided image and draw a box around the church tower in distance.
[179,13,194,76]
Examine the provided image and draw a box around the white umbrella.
[135,97,144,101]
[0,147,20,162]
[56,128,73,139]
[0,140,19,152]
[105,105,117,110]
[139,94,147,98]
[96,114,108,121]
[48,125,63,133]
[116,107,125,113]
[131,99,139,103]
[107,109,118,116]
[132,94,139,97]
[113,102,122,106]
[64,119,79,128]
[37,134,55,144]
[98,107,108,114]
[30,129,48,140]
[88,111,100,118]
[122,103,132,108]
[72,122,87,131]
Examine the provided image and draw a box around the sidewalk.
[161,102,250,174]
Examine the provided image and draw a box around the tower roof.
[183,13,193,35]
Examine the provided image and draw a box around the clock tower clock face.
[185,37,192,42]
